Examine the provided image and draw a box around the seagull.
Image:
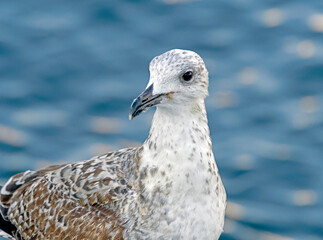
[0,49,226,240]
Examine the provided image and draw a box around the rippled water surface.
[0,0,323,239]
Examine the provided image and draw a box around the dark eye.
[182,71,193,81]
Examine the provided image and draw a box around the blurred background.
[0,0,322,239]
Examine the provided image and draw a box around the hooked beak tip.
[129,84,163,120]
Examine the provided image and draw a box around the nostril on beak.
[141,97,149,104]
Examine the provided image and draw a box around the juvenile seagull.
[0,49,226,240]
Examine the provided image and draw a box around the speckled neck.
[135,100,224,239]
[144,100,212,154]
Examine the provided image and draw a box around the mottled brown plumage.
[1,148,139,240]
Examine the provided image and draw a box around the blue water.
[0,0,322,239]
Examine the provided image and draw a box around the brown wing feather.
[8,179,124,240]
[0,148,139,240]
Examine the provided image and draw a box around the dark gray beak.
[129,84,164,120]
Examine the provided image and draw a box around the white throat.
[147,100,211,154]
[134,100,225,239]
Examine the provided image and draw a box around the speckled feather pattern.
[0,49,226,240]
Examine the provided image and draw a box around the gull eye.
[182,71,193,81]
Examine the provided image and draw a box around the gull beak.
[129,84,164,120]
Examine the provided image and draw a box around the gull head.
[129,49,209,120]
